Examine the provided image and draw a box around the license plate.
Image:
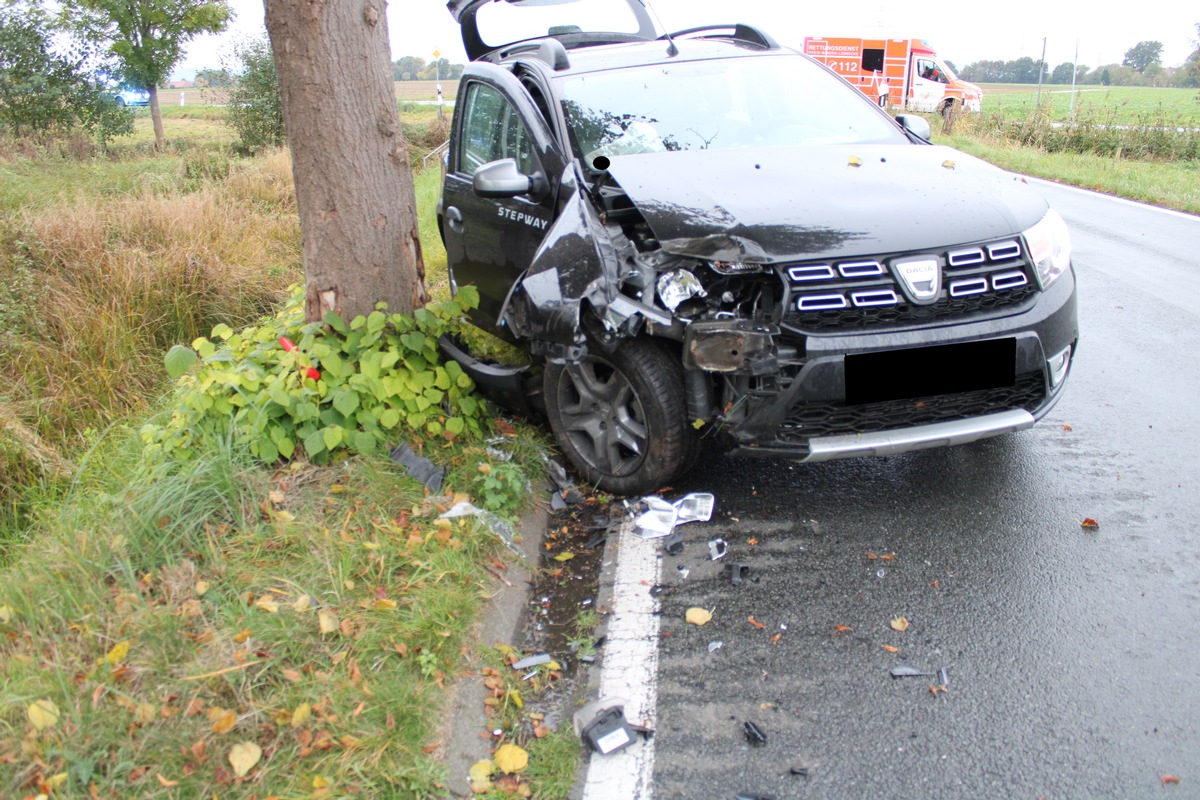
[845,338,1017,405]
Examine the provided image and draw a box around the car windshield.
[558,54,907,167]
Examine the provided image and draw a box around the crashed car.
[437,0,1078,495]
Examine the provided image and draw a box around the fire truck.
[803,37,982,115]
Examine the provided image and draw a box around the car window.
[558,54,907,168]
[458,82,538,177]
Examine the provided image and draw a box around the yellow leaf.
[156,773,179,787]
[0,605,14,623]
[848,155,863,167]
[228,741,262,777]
[194,580,209,596]
[134,703,156,725]
[318,608,339,634]
[509,690,523,709]
[372,598,397,610]
[554,552,574,562]
[890,616,910,632]
[881,645,900,653]
[211,709,236,734]
[291,702,311,729]
[493,742,528,774]
[27,699,60,731]
[692,418,706,429]
[685,607,712,626]
[254,596,279,613]
[312,775,330,789]
[468,759,494,791]
[942,159,956,169]
[233,629,252,644]
[293,594,312,613]
[106,640,130,665]
[42,773,67,790]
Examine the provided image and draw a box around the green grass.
[979,84,1200,125]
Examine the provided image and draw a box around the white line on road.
[581,518,662,800]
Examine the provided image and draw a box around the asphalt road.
[642,185,1200,799]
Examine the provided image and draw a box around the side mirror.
[896,114,932,142]
[473,158,532,198]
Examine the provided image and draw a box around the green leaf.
[446,417,465,436]
[192,337,216,358]
[324,311,348,333]
[277,436,296,459]
[304,430,326,457]
[165,345,198,379]
[353,431,376,454]
[211,323,234,340]
[332,389,359,417]
[379,408,401,429]
[367,310,387,333]
[321,426,343,451]
[455,284,481,309]
[258,439,279,463]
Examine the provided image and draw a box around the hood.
[602,145,1048,263]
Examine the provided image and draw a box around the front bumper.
[727,267,1078,460]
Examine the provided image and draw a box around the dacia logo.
[892,257,941,305]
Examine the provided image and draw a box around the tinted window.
[558,54,907,168]
[458,82,537,176]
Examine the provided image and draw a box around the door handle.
[446,206,463,233]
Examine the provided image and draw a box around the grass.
[978,84,1200,125]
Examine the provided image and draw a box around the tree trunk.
[147,85,165,150]
[264,0,426,323]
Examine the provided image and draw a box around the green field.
[978,84,1200,125]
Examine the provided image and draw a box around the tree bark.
[148,84,165,150]
[264,0,426,323]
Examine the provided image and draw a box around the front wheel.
[543,338,697,495]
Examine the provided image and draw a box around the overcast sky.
[175,0,1199,79]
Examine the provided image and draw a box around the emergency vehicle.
[803,37,982,114]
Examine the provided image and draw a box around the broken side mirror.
[473,158,535,198]
[896,114,932,142]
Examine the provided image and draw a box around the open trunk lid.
[447,0,656,61]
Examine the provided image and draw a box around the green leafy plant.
[472,459,529,517]
[142,283,488,464]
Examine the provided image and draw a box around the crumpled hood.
[603,145,1049,263]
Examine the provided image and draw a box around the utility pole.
[1035,37,1046,108]
[1069,39,1078,117]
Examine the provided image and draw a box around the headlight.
[1024,209,1071,289]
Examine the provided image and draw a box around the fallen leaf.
[929,684,947,695]
[1162,775,1181,785]
[554,552,574,562]
[890,616,910,632]
[233,629,252,644]
[770,633,782,643]
[291,703,311,729]
[748,616,766,630]
[1062,424,1073,432]
[195,580,209,596]
[282,669,303,683]
[0,604,12,623]
[27,699,60,731]
[533,724,550,738]
[685,607,712,626]
[882,645,900,653]
[293,595,312,613]
[156,774,179,787]
[832,625,853,634]
[210,709,236,734]
[469,759,494,791]
[254,596,279,613]
[1080,518,1100,529]
[747,538,759,546]
[228,741,262,777]
[318,608,339,634]
[134,702,156,725]
[42,773,67,790]
[848,155,863,167]
[493,742,528,774]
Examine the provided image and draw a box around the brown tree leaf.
[890,616,910,632]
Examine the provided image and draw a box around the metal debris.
[512,654,552,670]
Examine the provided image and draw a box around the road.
[591,184,1200,799]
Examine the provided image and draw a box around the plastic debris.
[437,501,521,555]
[891,665,936,679]
[708,538,728,561]
[390,443,444,492]
[649,585,670,598]
[742,720,768,746]
[543,456,584,504]
[735,794,778,800]
[635,492,715,539]
[789,766,810,777]
[677,565,690,580]
[663,531,686,555]
[724,562,751,585]
[551,492,568,511]
[938,668,949,685]
[707,641,723,654]
[573,698,653,755]
[512,654,552,670]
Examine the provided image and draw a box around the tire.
[939,98,957,118]
[115,97,126,107]
[543,337,697,495]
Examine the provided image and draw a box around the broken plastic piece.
[390,443,444,492]
[742,720,768,746]
[551,492,568,511]
[789,766,810,777]
[735,794,778,800]
[512,654,552,670]
[724,562,751,585]
[664,531,685,555]
[635,492,716,539]
[438,502,521,555]
[649,585,670,598]
[890,665,935,679]
[708,538,728,561]
[707,641,723,654]
[573,698,653,755]
[938,667,949,686]
[674,492,714,523]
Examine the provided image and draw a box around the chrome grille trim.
[992,270,1029,291]
[838,261,885,278]
[797,293,849,312]
[851,289,899,307]
[987,241,1022,260]
[947,248,985,267]
[788,265,836,282]
[949,277,989,297]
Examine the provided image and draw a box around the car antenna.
[636,0,678,56]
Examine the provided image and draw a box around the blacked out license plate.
[845,338,1017,405]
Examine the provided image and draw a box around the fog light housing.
[1047,345,1072,388]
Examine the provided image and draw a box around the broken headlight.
[1024,209,1071,289]
[708,260,766,275]
[656,269,707,311]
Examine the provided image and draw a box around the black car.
[437,0,1078,495]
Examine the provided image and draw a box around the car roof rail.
[658,23,779,50]
[535,38,571,71]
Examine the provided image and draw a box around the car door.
[442,65,564,337]
[909,56,946,113]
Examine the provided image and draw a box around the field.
[163,80,460,108]
[978,84,1200,125]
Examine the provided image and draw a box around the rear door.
[441,64,565,336]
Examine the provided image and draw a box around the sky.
[174,0,1199,80]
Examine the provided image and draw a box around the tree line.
[392,55,464,82]
[957,31,1200,88]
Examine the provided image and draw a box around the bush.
[225,38,285,154]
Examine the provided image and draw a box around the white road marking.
[581,518,662,800]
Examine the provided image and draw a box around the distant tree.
[1050,62,1075,84]
[944,59,958,74]
[1101,68,1111,86]
[1122,40,1163,73]
[194,66,233,88]
[225,37,282,154]
[1180,24,1200,88]
[60,0,232,151]
[0,4,132,142]
[392,55,424,81]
